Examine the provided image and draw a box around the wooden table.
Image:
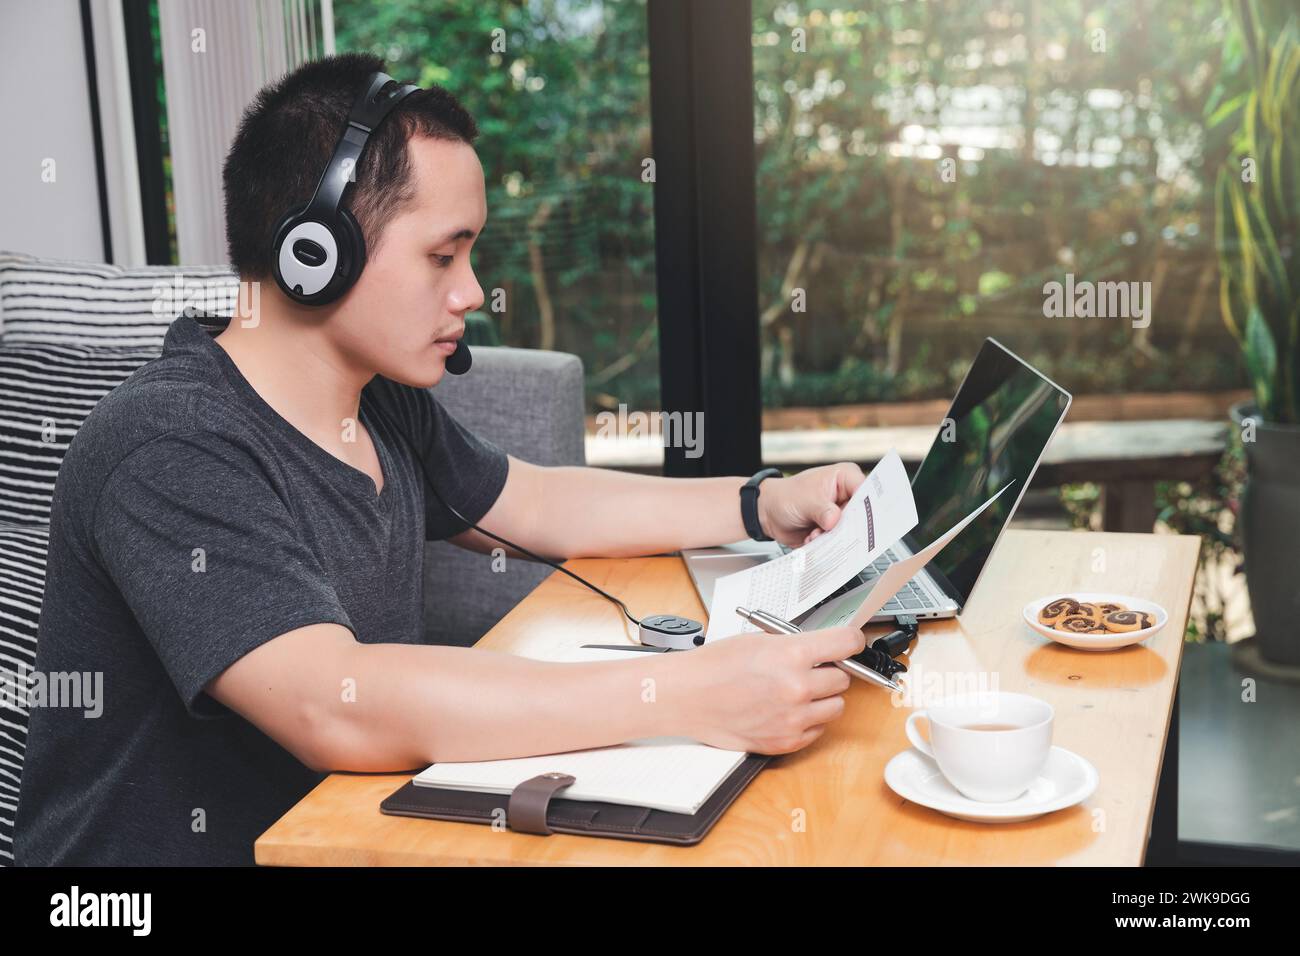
[255,528,1200,866]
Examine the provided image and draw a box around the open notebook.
[411,646,748,815]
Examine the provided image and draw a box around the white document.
[412,646,747,815]
[704,450,918,641]
[799,480,1016,631]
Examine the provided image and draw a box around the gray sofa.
[0,250,585,863]
[422,345,585,645]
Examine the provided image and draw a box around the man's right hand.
[676,625,867,754]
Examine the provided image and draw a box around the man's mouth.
[433,330,463,355]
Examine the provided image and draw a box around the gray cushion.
[423,346,586,646]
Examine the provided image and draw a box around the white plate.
[884,745,1099,823]
[1022,591,1168,650]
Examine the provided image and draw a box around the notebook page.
[412,645,747,814]
[414,737,747,814]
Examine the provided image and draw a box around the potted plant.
[1211,1,1300,664]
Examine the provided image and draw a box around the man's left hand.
[756,462,867,548]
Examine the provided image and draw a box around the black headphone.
[271,70,472,375]
[271,72,414,306]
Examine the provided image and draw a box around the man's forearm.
[459,457,860,562]
[531,466,751,558]
[315,640,697,771]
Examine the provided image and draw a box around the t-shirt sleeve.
[91,430,355,719]
[417,394,510,540]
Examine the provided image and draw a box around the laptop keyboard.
[770,542,939,614]
[826,548,937,613]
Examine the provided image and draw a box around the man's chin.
[395,357,448,391]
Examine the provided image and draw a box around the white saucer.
[884,745,1099,823]
[1022,591,1168,650]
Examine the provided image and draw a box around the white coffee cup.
[904,692,1054,802]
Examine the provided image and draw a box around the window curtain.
[83,0,146,265]
[158,0,334,266]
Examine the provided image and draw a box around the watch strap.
[740,467,782,541]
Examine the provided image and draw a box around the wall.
[0,0,106,262]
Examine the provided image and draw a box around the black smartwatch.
[740,467,782,542]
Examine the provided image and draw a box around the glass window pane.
[334,0,660,453]
[753,2,1239,432]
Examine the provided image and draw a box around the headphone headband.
[350,73,420,131]
[305,73,420,221]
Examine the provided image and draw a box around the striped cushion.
[0,524,49,865]
[0,253,239,865]
[0,250,239,348]
[0,344,162,527]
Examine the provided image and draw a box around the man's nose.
[452,269,484,314]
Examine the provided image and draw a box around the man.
[14,53,867,866]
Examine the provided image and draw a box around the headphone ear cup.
[270,205,365,306]
[271,203,307,295]
[272,203,345,304]
[334,206,367,287]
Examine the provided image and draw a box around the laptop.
[683,337,1071,625]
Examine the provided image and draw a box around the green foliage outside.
[1210,0,1300,424]
[334,0,1251,414]
[335,0,660,411]
[753,0,1248,408]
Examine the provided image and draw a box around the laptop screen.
[904,338,1070,608]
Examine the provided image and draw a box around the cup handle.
[905,711,935,758]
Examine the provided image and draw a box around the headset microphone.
[445,338,472,375]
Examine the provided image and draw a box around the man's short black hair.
[222,52,478,278]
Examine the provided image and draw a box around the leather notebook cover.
[380,753,770,845]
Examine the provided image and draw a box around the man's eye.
[431,254,454,267]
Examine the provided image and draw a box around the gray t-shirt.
[14,311,508,866]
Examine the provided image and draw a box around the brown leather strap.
[507,772,576,835]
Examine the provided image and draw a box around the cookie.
[1057,615,1107,634]
[1072,601,1108,623]
[1101,609,1154,633]
[1039,597,1088,628]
